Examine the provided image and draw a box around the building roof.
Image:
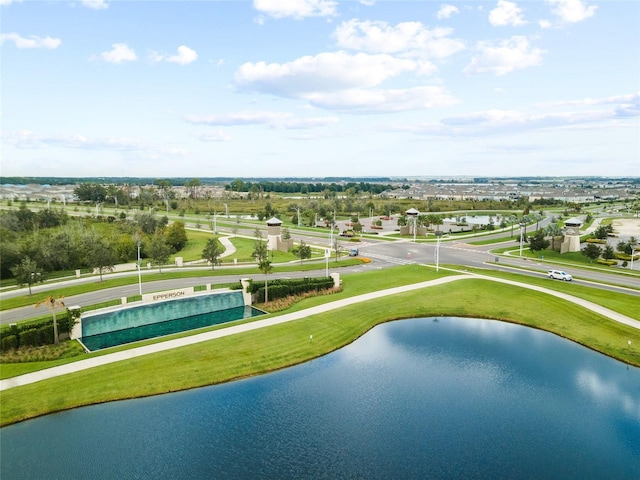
[564,217,583,226]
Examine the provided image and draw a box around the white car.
[548,270,572,281]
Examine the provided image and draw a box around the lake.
[2,317,638,479]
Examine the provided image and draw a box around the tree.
[581,243,602,263]
[87,237,117,281]
[258,257,273,302]
[148,233,171,272]
[35,295,65,345]
[74,183,107,202]
[202,238,223,270]
[10,256,43,295]
[155,179,174,212]
[602,245,615,260]
[165,221,188,252]
[592,225,612,240]
[185,178,202,199]
[252,239,268,264]
[528,230,550,252]
[296,240,312,264]
[252,237,272,301]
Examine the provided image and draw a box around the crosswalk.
[364,252,416,265]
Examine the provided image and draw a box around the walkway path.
[1,272,638,391]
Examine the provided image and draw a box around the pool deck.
[1,272,638,391]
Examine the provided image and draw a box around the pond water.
[2,317,638,479]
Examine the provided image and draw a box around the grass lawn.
[1,265,638,426]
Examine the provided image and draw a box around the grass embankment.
[1,265,638,426]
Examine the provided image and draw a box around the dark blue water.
[82,305,263,351]
[2,317,639,479]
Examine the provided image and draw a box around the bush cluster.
[0,310,75,352]
[249,277,335,303]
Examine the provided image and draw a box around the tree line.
[1,206,187,286]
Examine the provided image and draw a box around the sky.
[1,0,639,179]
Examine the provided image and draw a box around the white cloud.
[3,130,142,150]
[0,32,61,49]
[150,45,198,65]
[96,43,137,63]
[186,111,339,129]
[253,0,337,19]
[464,36,544,76]
[538,19,553,29]
[82,0,108,9]
[186,111,293,126]
[546,0,597,24]
[235,51,416,96]
[436,4,459,20]
[395,93,638,137]
[489,0,526,27]
[334,19,465,59]
[279,116,340,129]
[167,45,197,65]
[0,0,23,5]
[304,85,458,113]
[196,131,232,142]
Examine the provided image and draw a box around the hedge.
[0,309,77,352]
[249,277,335,303]
[1,334,18,351]
[596,259,617,266]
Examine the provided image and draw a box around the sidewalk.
[2,272,637,392]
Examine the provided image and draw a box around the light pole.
[137,240,142,296]
[435,233,441,272]
[631,246,636,271]
[519,223,525,257]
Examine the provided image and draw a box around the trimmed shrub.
[19,328,42,348]
[38,325,55,345]
[249,277,335,303]
[596,259,617,266]
[1,334,18,352]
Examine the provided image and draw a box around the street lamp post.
[519,223,525,257]
[137,240,142,296]
[631,246,636,271]
[435,233,441,272]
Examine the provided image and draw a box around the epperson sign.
[142,287,194,303]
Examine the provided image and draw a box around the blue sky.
[1,0,638,178]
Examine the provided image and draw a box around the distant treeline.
[1,176,396,187]
[224,179,393,195]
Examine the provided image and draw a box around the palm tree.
[36,295,65,345]
[258,258,273,303]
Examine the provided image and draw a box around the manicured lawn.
[1,265,638,426]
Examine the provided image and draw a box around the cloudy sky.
[1,0,638,178]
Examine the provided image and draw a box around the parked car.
[349,248,359,257]
[548,270,572,281]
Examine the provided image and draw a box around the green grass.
[1,266,638,426]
